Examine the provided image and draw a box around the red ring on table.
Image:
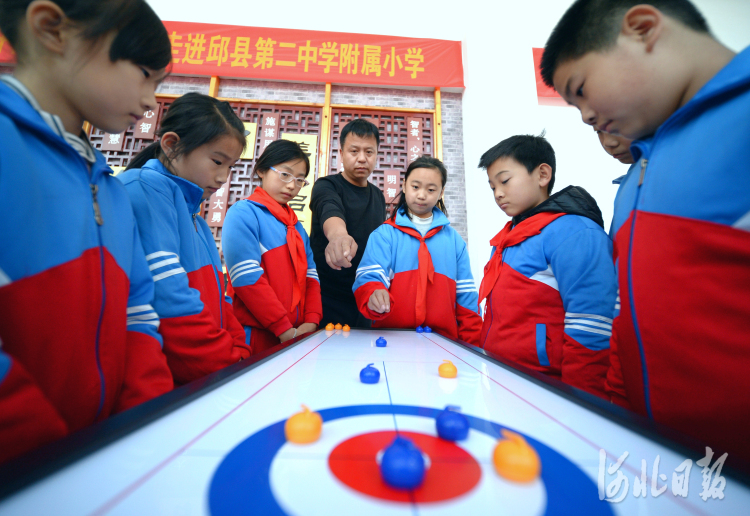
[328,430,481,503]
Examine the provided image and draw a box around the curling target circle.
[208,404,614,516]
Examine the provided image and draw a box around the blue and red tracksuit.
[606,46,750,461]
[222,198,322,354]
[479,187,616,397]
[0,82,173,463]
[118,159,251,385]
[353,208,482,345]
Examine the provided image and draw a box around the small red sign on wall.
[383,170,400,202]
[100,131,126,151]
[260,114,279,151]
[406,117,423,163]
[206,184,230,227]
[133,106,161,140]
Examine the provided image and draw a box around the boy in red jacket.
[541,0,750,461]
[478,134,616,398]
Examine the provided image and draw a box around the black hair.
[478,133,556,194]
[339,118,380,149]
[0,0,172,70]
[127,93,246,171]
[540,0,709,88]
[254,139,311,178]
[391,156,448,221]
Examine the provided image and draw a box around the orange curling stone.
[342,324,351,332]
[325,323,335,331]
[493,429,541,483]
[335,323,343,330]
[285,404,323,444]
[438,360,457,378]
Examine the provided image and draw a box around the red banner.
[164,21,463,89]
[532,48,568,107]
[2,24,463,88]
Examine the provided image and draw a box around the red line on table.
[89,336,330,516]
[422,334,709,516]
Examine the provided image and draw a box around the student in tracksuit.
[222,140,322,354]
[119,93,252,385]
[0,0,174,463]
[478,135,616,398]
[353,156,482,345]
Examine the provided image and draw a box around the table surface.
[1,328,747,515]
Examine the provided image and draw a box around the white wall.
[148,0,750,285]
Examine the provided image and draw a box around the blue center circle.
[208,404,613,516]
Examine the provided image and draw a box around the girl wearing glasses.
[222,140,322,354]
[120,93,252,385]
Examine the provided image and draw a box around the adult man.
[310,118,386,328]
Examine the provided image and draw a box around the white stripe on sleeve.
[565,324,612,337]
[149,257,181,271]
[145,251,178,261]
[229,259,260,278]
[152,267,186,282]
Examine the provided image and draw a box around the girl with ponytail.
[119,92,252,385]
[353,156,482,345]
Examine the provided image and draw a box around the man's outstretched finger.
[325,247,341,270]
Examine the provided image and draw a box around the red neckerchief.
[384,217,443,326]
[249,187,307,314]
[478,212,566,303]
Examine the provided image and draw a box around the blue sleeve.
[549,223,616,351]
[352,226,394,293]
[126,219,164,344]
[222,201,265,288]
[124,179,204,320]
[299,223,319,285]
[454,233,480,315]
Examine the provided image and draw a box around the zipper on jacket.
[627,157,654,419]
[638,159,648,186]
[92,180,107,420]
[481,296,493,349]
[195,219,225,327]
[90,184,104,225]
[480,249,505,349]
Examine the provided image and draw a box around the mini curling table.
[1,328,749,515]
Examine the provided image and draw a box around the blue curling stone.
[416,326,424,333]
[380,436,425,489]
[435,405,469,441]
[376,337,387,347]
[424,326,432,333]
[360,363,380,384]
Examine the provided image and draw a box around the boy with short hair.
[541,0,750,461]
[478,134,616,398]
